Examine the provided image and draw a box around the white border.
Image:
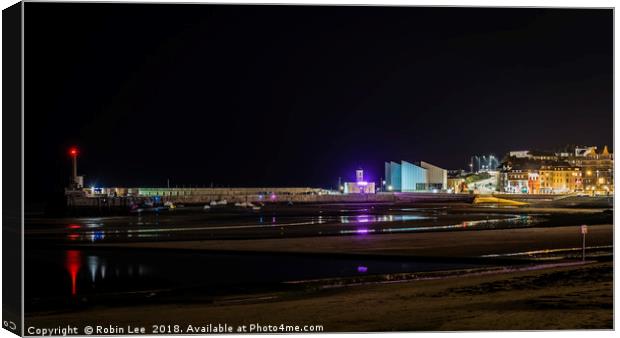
[0,1,616,338]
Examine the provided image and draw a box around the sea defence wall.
[66,189,476,209]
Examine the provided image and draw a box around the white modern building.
[420,161,448,190]
[385,160,447,192]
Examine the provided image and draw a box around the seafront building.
[538,164,583,194]
[384,160,447,192]
[568,146,613,193]
[499,145,613,195]
[342,169,376,194]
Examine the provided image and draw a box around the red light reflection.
[64,250,82,296]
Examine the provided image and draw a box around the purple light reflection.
[356,215,370,223]
[357,266,368,273]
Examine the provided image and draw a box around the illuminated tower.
[356,169,364,183]
[68,147,81,189]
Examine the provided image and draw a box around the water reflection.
[67,230,105,242]
[88,256,98,282]
[340,215,535,235]
[67,223,104,229]
[23,249,489,309]
[62,250,150,296]
[42,212,538,244]
[64,250,81,296]
[339,214,428,224]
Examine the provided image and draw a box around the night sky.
[25,4,612,203]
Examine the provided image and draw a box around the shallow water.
[25,248,486,311]
[24,207,542,311]
[25,210,536,243]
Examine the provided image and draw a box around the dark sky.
[25,4,613,200]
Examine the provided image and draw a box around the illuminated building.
[356,169,364,183]
[503,170,531,193]
[539,165,582,194]
[501,160,581,194]
[343,182,376,194]
[500,145,612,194]
[447,177,466,193]
[527,172,540,194]
[384,160,447,192]
[575,146,598,157]
[568,145,613,194]
[506,150,562,161]
[420,161,448,190]
[508,150,531,159]
[343,168,376,194]
[385,161,402,191]
[401,161,427,191]
[499,158,544,193]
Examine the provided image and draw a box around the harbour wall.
[66,191,476,209]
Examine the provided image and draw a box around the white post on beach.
[581,224,588,262]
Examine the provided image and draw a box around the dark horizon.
[25,4,613,202]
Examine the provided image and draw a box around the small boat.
[129,201,170,214]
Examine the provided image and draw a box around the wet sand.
[26,261,612,331]
[89,224,613,258]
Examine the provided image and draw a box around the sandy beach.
[26,261,612,331]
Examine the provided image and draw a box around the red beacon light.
[69,147,79,157]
